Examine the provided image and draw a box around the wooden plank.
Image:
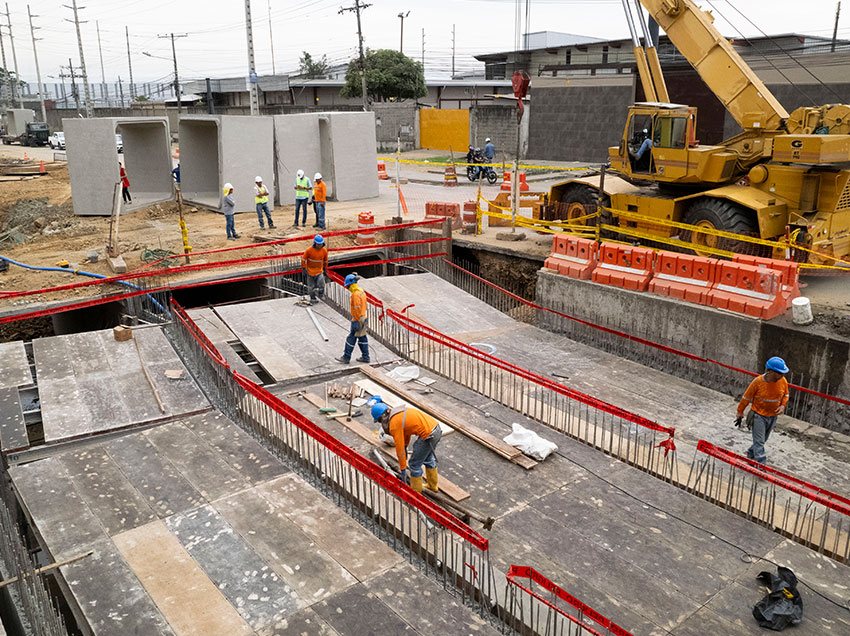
[359,365,538,470]
[298,393,470,502]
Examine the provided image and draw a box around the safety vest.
[295,177,311,200]
[254,185,269,204]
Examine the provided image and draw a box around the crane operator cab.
[627,115,655,173]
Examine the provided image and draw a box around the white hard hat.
[296,169,304,179]
[485,137,491,143]
[314,172,322,181]
[254,175,263,182]
[223,182,233,191]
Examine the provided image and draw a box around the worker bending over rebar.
[371,399,441,494]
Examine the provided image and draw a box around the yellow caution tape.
[378,156,592,172]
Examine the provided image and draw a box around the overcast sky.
[7,0,848,85]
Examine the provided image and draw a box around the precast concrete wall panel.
[326,112,379,201]
[65,117,173,216]
[273,113,321,206]
[180,115,274,213]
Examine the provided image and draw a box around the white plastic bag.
[503,423,558,461]
[386,365,420,383]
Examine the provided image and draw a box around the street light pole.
[397,11,409,53]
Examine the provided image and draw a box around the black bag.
[752,566,803,631]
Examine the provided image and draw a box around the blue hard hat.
[371,402,390,422]
[765,356,789,374]
[314,234,324,245]
[344,273,359,287]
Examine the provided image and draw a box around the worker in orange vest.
[735,356,789,464]
[301,234,328,304]
[371,398,441,493]
[336,273,370,364]
[312,172,327,230]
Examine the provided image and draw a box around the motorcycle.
[466,149,498,185]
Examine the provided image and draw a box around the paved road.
[0,143,64,162]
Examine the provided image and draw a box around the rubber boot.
[425,467,439,492]
[409,476,424,493]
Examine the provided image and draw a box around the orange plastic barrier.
[519,172,530,192]
[424,201,461,230]
[707,261,785,319]
[461,201,477,234]
[592,243,654,291]
[377,161,389,180]
[649,252,716,305]
[500,171,512,192]
[733,254,800,304]
[544,234,598,280]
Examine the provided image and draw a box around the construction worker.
[301,234,328,304]
[119,163,131,204]
[483,137,495,162]
[312,172,327,230]
[336,273,370,364]
[254,176,274,229]
[735,357,790,465]
[294,169,312,228]
[222,183,240,240]
[371,398,441,493]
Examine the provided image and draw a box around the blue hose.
[0,255,168,314]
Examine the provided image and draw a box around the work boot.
[336,356,350,364]
[425,467,439,492]
[409,475,424,493]
[269,221,276,229]
[356,356,370,363]
[232,233,240,239]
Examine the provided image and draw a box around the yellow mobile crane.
[549,0,850,263]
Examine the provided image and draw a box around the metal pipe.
[306,307,329,341]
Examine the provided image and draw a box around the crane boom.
[639,0,789,131]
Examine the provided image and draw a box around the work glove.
[397,468,409,483]
[734,416,743,428]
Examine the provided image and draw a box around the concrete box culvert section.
[180,115,275,214]
[65,117,173,216]
[273,111,378,205]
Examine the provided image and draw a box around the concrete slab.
[33,327,208,444]
[0,386,27,452]
[114,520,254,636]
[213,298,394,382]
[0,341,30,388]
[272,607,339,635]
[180,115,275,213]
[166,504,300,632]
[144,421,251,501]
[214,488,357,604]
[65,117,173,216]
[187,308,260,381]
[312,583,414,634]
[255,474,402,582]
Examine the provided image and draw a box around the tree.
[341,49,426,102]
[298,52,329,79]
[134,95,149,102]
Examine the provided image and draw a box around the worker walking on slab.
[312,173,327,230]
[736,357,790,465]
[254,176,275,229]
[119,163,132,204]
[301,234,328,303]
[294,169,313,228]
[336,273,370,364]
[371,398,441,493]
[223,183,240,240]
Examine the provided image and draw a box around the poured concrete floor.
[280,368,850,635]
[364,273,850,495]
[9,410,496,636]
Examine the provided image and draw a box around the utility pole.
[451,24,456,78]
[832,1,842,52]
[27,5,46,121]
[267,0,276,75]
[125,27,135,100]
[3,3,22,107]
[67,58,80,115]
[158,33,187,113]
[421,28,425,72]
[339,0,371,112]
[244,0,259,115]
[118,76,124,108]
[397,11,409,53]
[64,0,92,117]
[96,20,107,106]
[0,23,8,108]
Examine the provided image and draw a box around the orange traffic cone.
[443,164,458,187]
[39,160,46,174]
[23,151,29,161]
[500,171,512,192]
[377,161,389,180]
[519,172,530,192]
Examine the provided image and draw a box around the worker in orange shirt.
[336,273,370,364]
[735,356,789,464]
[312,172,327,230]
[301,234,328,304]
[371,397,441,493]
